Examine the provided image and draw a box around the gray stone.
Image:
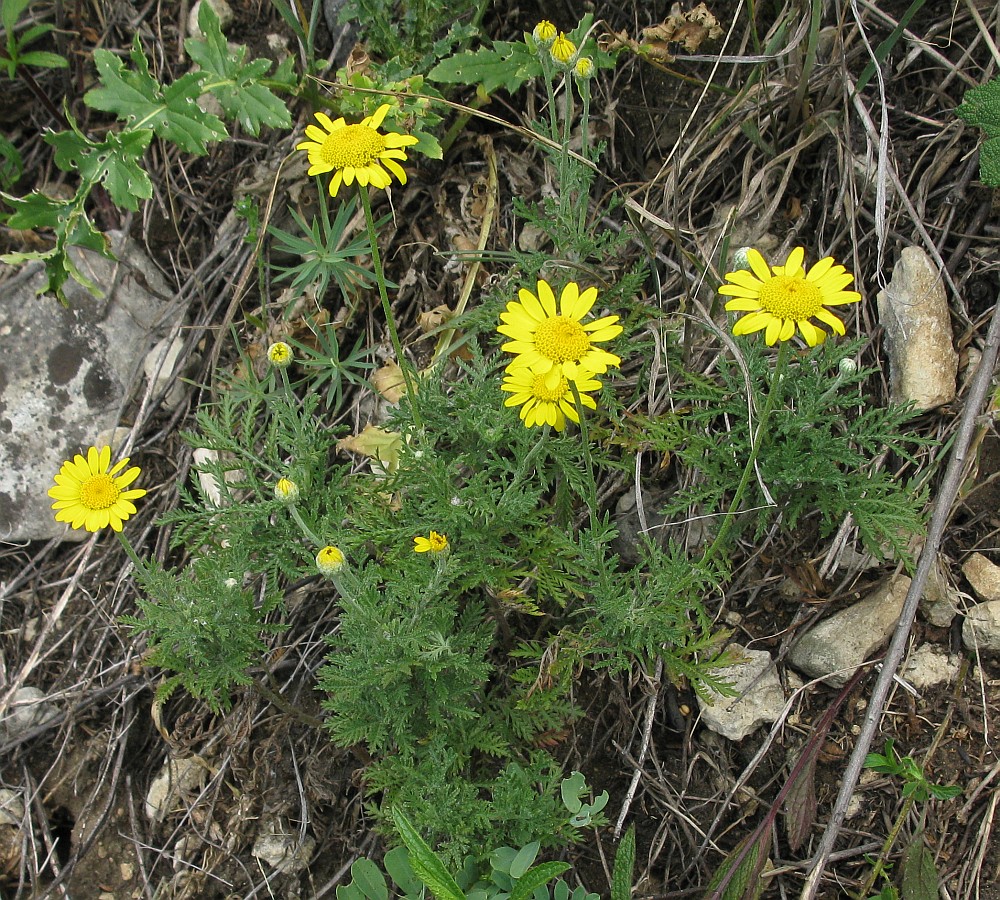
[697,644,786,741]
[789,575,911,686]
[0,233,177,541]
[962,552,1000,602]
[921,554,960,627]
[901,644,960,690]
[876,247,957,410]
[252,822,317,874]
[0,687,58,739]
[188,0,233,35]
[963,600,1000,652]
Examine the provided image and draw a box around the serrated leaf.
[782,746,820,852]
[0,134,22,188]
[85,37,226,154]
[901,834,939,900]
[509,862,571,900]
[46,125,153,211]
[957,78,1000,133]
[184,1,291,135]
[703,828,769,900]
[427,41,540,95]
[611,825,635,900]
[392,807,466,900]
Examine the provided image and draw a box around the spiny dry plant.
[1,1,999,899]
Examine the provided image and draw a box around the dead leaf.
[601,4,723,62]
[417,305,453,334]
[371,361,408,404]
[337,425,403,474]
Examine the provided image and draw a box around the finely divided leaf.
[185,2,291,135]
[611,825,636,900]
[85,37,226,154]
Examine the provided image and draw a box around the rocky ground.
[2,0,1000,898]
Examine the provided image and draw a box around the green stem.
[699,340,791,569]
[569,381,599,534]
[559,72,574,233]
[288,503,322,546]
[577,76,591,236]
[358,184,422,429]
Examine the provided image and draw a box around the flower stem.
[700,341,791,569]
[569,381,599,534]
[288,504,322,546]
[358,184,422,429]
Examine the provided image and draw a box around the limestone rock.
[962,552,1000,601]
[876,247,957,410]
[963,600,1000,652]
[252,822,316,875]
[921,554,960,626]
[0,687,58,739]
[902,644,960,690]
[697,644,786,741]
[788,575,911,686]
[188,0,233,35]
[0,234,177,541]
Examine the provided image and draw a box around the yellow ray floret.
[501,366,601,431]
[295,104,419,198]
[48,445,147,532]
[498,279,622,380]
[719,247,862,346]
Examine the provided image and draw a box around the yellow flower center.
[79,474,120,511]
[531,372,569,402]
[758,275,824,320]
[319,124,387,169]
[428,531,448,552]
[534,316,591,364]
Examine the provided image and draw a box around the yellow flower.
[267,341,293,368]
[719,247,862,346]
[48,445,147,533]
[498,279,623,380]
[274,478,299,502]
[295,104,419,199]
[501,367,600,431]
[317,545,346,575]
[414,531,448,553]
[533,20,557,46]
[550,33,577,65]
[574,57,594,79]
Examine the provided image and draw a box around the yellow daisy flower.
[498,279,623,379]
[719,247,862,346]
[501,367,600,431]
[414,531,448,553]
[274,478,299,502]
[48,445,147,533]
[295,104,419,199]
[267,341,293,367]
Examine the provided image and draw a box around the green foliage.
[662,338,930,566]
[611,826,635,900]
[285,321,376,413]
[864,739,962,803]
[268,195,382,305]
[339,0,484,71]
[0,0,68,78]
[956,75,1000,186]
[1,11,293,302]
[121,545,285,713]
[428,17,617,97]
[185,1,293,135]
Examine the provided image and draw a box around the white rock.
[188,0,233,35]
[0,687,58,739]
[921,554,960,626]
[697,644,786,741]
[876,247,957,410]
[0,789,24,827]
[252,822,317,874]
[145,756,208,823]
[788,575,911,687]
[962,553,1000,602]
[902,644,960,690]
[144,335,188,411]
[963,600,1000,652]
[0,233,177,541]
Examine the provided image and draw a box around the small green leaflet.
[957,76,1000,186]
[428,41,540,95]
[185,2,291,136]
[85,36,227,155]
[45,124,153,211]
